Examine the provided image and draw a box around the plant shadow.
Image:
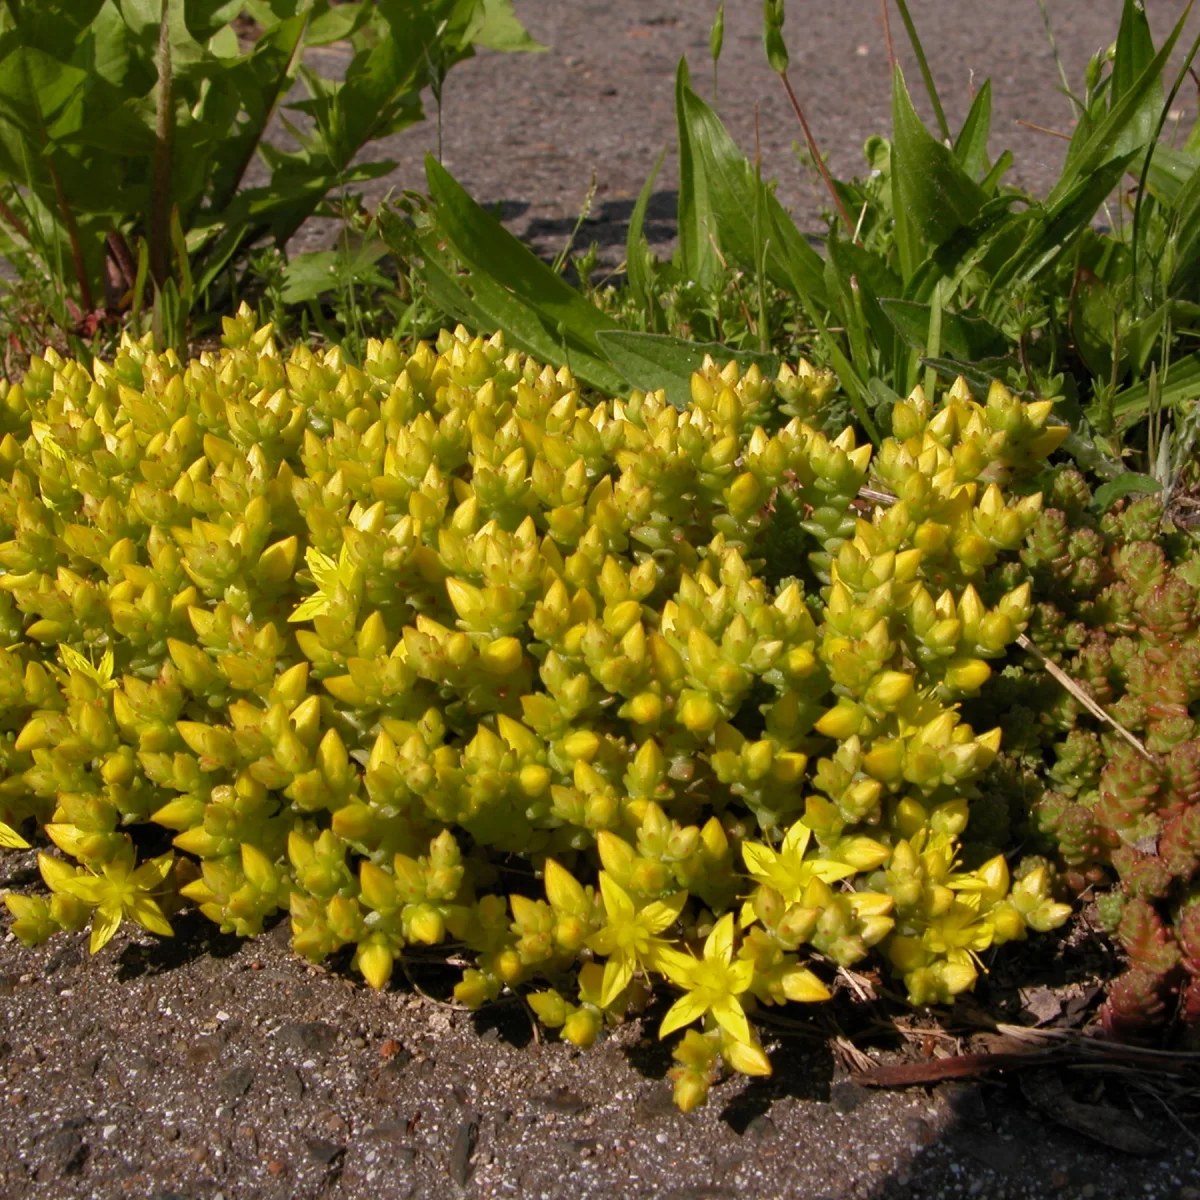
[115,909,248,981]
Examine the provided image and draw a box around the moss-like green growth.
[0,311,1070,1108]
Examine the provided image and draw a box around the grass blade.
[627,146,666,330]
[892,0,950,142]
[1051,2,1191,205]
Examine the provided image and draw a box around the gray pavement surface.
[296,1,1200,261]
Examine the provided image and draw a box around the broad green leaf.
[881,298,1008,362]
[678,82,827,305]
[891,68,985,251]
[86,0,144,89]
[596,330,779,411]
[280,242,390,304]
[474,0,546,52]
[1091,472,1162,512]
[1109,0,1161,159]
[919,355,1029,398]
[306,2,369,45]
[674,57,720,289]
[0,47,89,140]
[425,154,620,351]
[387,210,630,396]
[953,79,992,181]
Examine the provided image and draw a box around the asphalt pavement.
[307,1,1200,261]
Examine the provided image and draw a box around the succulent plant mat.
[0,319,1198,1196]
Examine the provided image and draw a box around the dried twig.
[1015,633,1152,761]
[879,0,896,72]
[777,71,856,238]
[1015,118,1072,141]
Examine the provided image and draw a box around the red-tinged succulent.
[976,472,1200,1035]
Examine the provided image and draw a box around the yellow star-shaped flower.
[586,872,686,1008]
[657,913,756,1045]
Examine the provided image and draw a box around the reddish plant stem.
[106,231,138,290]
[0,196,29,243]
[149,3,174,290]
[47,156,93,314]
[778,70,856,237]
[880,0,896,72]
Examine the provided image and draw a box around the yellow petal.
[781,820,812,858]
[704,912,736,965]
[37,852,77,893]
[740,840,779,883]
[305,546,339,593]
[599,950,634,1008]
[0,821,29,849]
[598,872,634,921]
[641,890,686,934]
[727,957,755,994]
[658,989,710,1039]
[811,860,858,884]
[576,960,606,1005]
[710,996,752,1045]
[650,945,697,987]
[62,874,106,905]
[128,897,174,939]
[132,852,175,889]
[45,823,88,858]
[89,904,122,953]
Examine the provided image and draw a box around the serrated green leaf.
[1091,472,1162,512]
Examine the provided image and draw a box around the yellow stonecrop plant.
[0,311,1070,1109]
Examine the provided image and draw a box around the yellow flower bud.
[357,938,394,990]
[815,702,864,740]
[678,691,721,735]
[943,657,991,693]
[672,1072,709,1112]
[562,1007,601,1048]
